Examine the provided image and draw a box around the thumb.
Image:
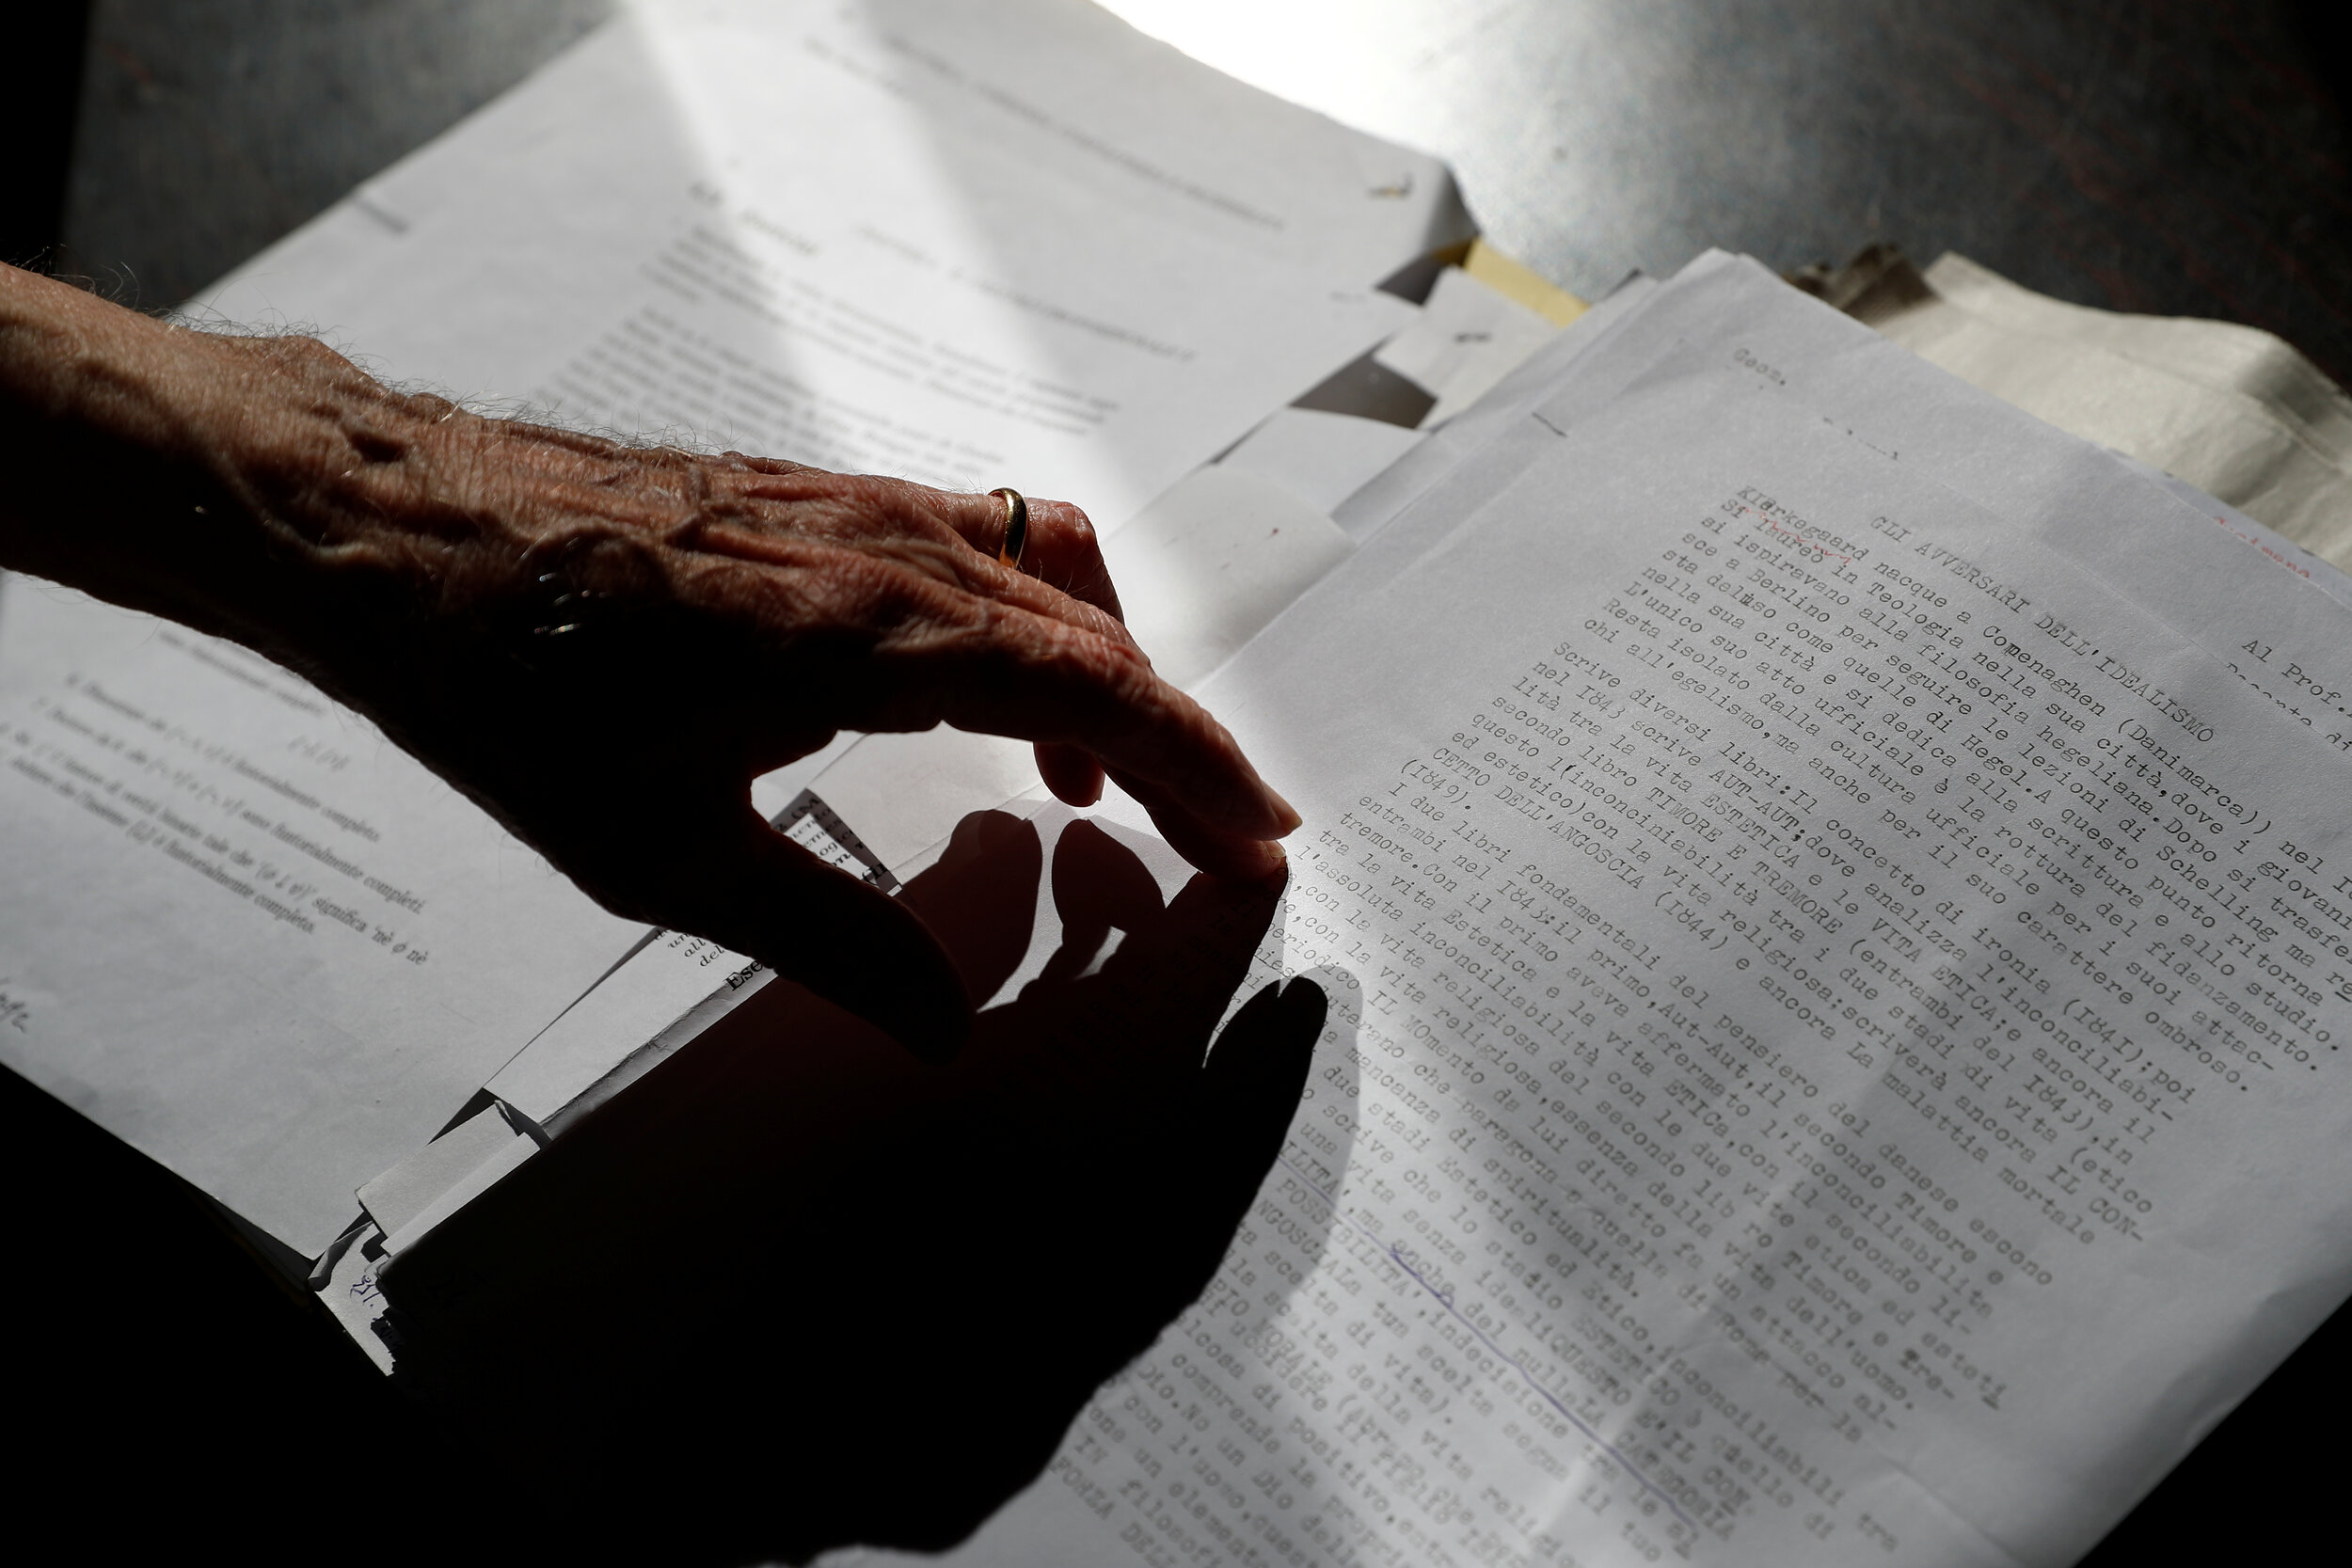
[675,805,971,1062]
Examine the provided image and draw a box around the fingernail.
[1248,837,1290,883]
[1263,786,1302,835]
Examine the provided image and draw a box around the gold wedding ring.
[989,486,1028,569]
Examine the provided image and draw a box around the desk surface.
[23,1,2352,1561]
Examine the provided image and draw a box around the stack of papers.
[16,6,2352,1565]
[0,0,1486,1284]
[800,250,2352,1565]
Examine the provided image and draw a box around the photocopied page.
[193,0,1452,535]
[849,269,2352,1567]
[0,585,639,1256]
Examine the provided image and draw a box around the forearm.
[0,262,348,643]
[0,263,452,673]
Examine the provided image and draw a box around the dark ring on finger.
[989,486,1028,570]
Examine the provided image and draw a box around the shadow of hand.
[379,809,1324,1566]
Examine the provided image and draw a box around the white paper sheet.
[857,259,2352,1567]
[1375,264,1561,428]
[1330,272,1660,546]
[1217,407,1428,518]
[0,585,639,1254]
[313,1218,396,1375]
[357,1101,536,1243]
[1106,466,1359,692]
[192,0,1443,536]
[1508,256,2352,672]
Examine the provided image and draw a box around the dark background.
[6,1,2348,1561]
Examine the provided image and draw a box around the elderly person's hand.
[0,264,1296,1056]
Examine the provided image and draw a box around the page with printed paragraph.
[839,266,2352,1568]
[192,0,1446,537]
[0,584,639,1256]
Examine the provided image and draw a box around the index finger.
[824,576,1298,845]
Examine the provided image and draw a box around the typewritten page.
[877,316,2352,1567]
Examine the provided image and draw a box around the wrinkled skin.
[0,263,1297,1054]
